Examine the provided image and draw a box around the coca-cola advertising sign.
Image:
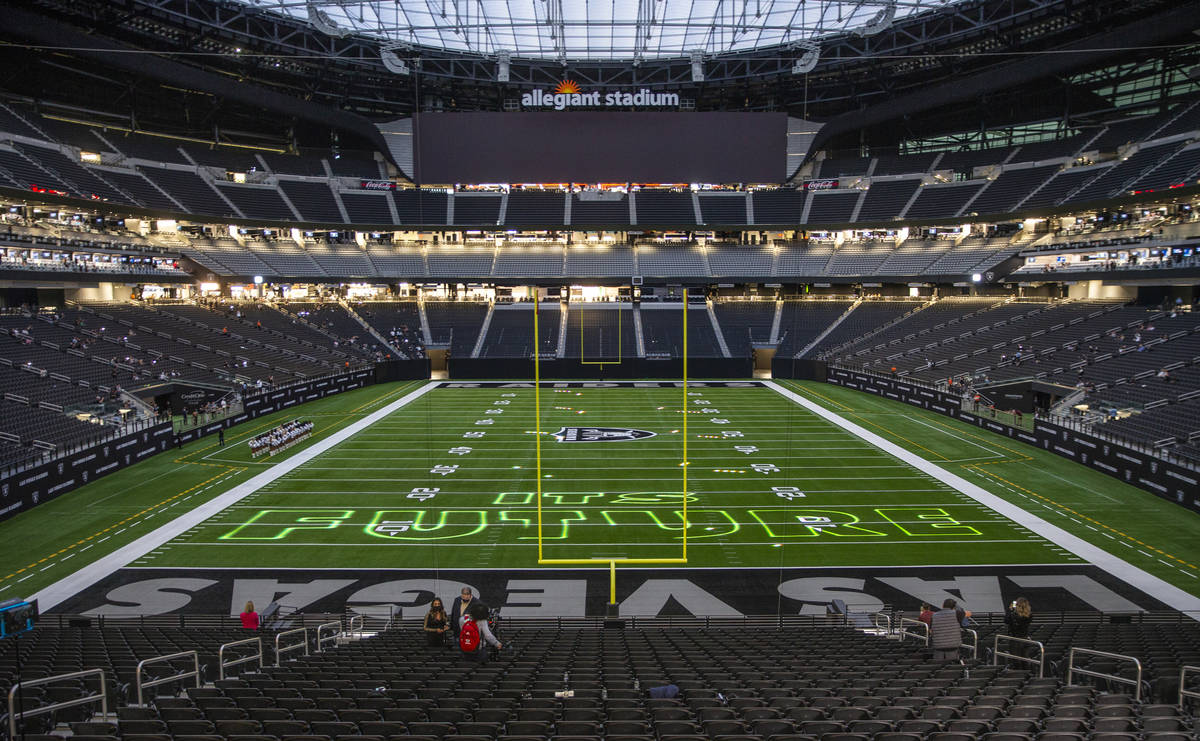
[803,179,840,190]
[360,180,397,191]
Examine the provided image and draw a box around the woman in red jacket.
[240,601,260,630]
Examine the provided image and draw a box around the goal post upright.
[533,288,544,563]
[682,288,688,561]
[534,287,689,569]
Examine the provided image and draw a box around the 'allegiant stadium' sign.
[522,80,680,111]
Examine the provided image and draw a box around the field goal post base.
[536,557,690,605]
[532,289,692,609]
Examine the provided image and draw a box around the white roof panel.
[248,1,951,60]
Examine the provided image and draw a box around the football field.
[128,381,1081,571]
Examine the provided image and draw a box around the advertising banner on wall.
[0,422,174,523]
[0,368,383,522]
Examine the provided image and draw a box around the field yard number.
[699,408,719,414]
[431,464,459,476]
[485,409,504,414]
[772,486,806,500]
[408,487,440,502]
[375,520,414,535]
[710,418,730,424]
[492,400,511,405]
[721,431,744,438]
[448,446,473,455]
[463,431,486,438]
[474,419,495,425]
[751,463,780,474]
[502,393,516,397]
[734,445,759,454]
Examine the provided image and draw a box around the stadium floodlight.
[857,1,896,36]
[496,50,512,83]
[306,3,349,38]
[690,50,705,82]
[381,45,411,76]
[971,273,982,283]
[792,42,820,75]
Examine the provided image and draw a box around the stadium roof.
[249,0,951,60]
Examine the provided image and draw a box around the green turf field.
[128,383,1080,570]
[5,378,1200,606]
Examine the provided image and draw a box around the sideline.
[765,380,1200,618]
[33,382,442,610]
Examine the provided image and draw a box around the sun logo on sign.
[554,79,581,94]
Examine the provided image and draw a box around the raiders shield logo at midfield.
[553,427,656,443]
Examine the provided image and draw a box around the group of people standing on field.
[247,418,314,457]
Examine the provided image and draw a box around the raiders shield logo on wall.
[553,427,656,443]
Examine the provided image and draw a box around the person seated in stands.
[240,601,260,630]
[424,597,450,647]
[918,602,934,626]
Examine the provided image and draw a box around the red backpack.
[459,619,481,652]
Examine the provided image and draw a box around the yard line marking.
[764,380,1200,618]
[969,464,1199,574]
[32,381,441,611]
[902,415,1002,457]
[219,501,976,510]
[174,538,1039,548]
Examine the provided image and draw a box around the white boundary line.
[33,381,443,611]
[765,381,1200,617]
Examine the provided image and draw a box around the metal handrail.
[871,611,892,634]
[961,628,979,660]
[136,650,199,706]
[1179,665,1200,710]
[346,614,365,634]
[316,621,342,652]
[275,627,309,666]
[218,637,263,680]
[991,634,1046,678]
[8,668,107,737]
[1067,647,1143,701]
[27,608,1200,630]
[898,617,929,645]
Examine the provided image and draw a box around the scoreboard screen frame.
[413,111,787,185]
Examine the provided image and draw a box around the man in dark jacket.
[449,586,475,636]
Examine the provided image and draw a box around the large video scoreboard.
[413,112,787,184]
